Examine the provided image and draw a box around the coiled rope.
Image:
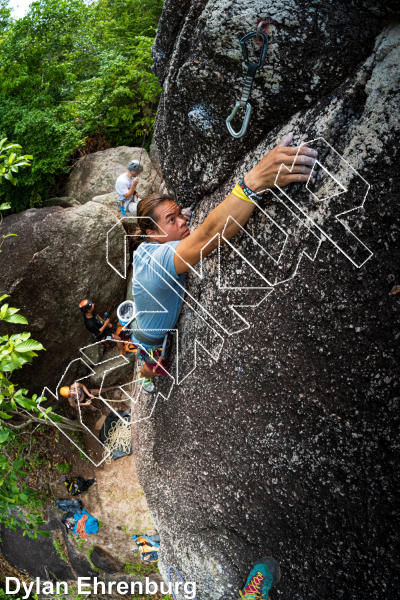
[102,418,131,464]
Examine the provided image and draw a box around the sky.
[8,0,32,19]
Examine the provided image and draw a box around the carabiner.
[240,31,268,70]
[226,101,252,139]
[226,31,268,139]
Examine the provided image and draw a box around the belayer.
[79,299,126,354]
[60,381,118,416]
[131,133,318,392]
[115,159,143,215]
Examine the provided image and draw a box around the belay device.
[226,25,268,139]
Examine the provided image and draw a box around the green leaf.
[3,314,28,325]
[13,458,24,470]
[0,411,12,419]
[37,531,52,538]
[0,295,10,302]
[48,413,62,423]
[0,203,11,210]
[14,340,44,352]
[0,430,9,443]
[15,398,37,410]
[0,360,23,372]
[2,234,18,239]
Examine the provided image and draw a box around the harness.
[128,317,173,367]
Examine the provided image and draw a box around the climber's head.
[127,160,143,176]
[132,193,189,248]
[60,386,70,398]
[79,299,93,313]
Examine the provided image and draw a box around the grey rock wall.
[132,7,400,600]
[0,203,126,395]
[152,0,382,204]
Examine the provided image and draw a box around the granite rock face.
[152,0,382,204]
[132,13,400,600]
[65,146,162,205]
[90,546,124,573]
[0,203,126,395]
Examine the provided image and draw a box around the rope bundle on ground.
[102,418,132,464]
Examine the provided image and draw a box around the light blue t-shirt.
[132,241,186,346]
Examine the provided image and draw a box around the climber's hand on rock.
[181,207,192,224]
[244,132,318,191]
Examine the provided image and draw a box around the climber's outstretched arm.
[174,132,317,274]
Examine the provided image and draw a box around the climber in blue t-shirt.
[132,132,318,392]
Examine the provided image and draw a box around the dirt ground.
[8,364,157,568]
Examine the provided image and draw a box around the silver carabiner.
[226,101,252,139]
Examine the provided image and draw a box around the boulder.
[88,348,136,388]
[65,147,162,205]
[0,203,126,396]
[152,1,382,205]
[132,11,400,600]
[91,192,119,212]
[42,197,81,208]
[90,546,124,573]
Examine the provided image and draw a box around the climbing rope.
[139,89,158,165]
[106,86,159,315]
[102,417,132,464]
[168,566,198,600]
[91,392,129,404]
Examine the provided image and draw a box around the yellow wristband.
[231,183,256,204]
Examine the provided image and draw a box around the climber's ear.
[277,131,294,147]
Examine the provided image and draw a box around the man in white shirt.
[115,160,144,215]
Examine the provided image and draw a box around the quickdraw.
[226,25,268,139]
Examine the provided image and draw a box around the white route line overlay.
[38,136,372,465]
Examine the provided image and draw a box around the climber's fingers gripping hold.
[181,207,192,225]
[244,132,318,191]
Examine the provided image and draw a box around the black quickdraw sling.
[226,27,268,139]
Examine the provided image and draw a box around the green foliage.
[55,462,71,473]
[0,0,11,32]
[0,586,23,600]
[0,295,61,538]
[53,535,68,562]
[0,0,163,212]
[0,138,32,185]
[123,560,159,577]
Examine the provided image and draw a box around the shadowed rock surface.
[90,546,124,573]
[42,197,81,208]
[0,508,96,581]
[132,8,400,600]
[0,203,126,395]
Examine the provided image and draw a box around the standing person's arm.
[81,384,94,400]
[98,318,110,334]
[124,177,139,201]
[174,133,317,274]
